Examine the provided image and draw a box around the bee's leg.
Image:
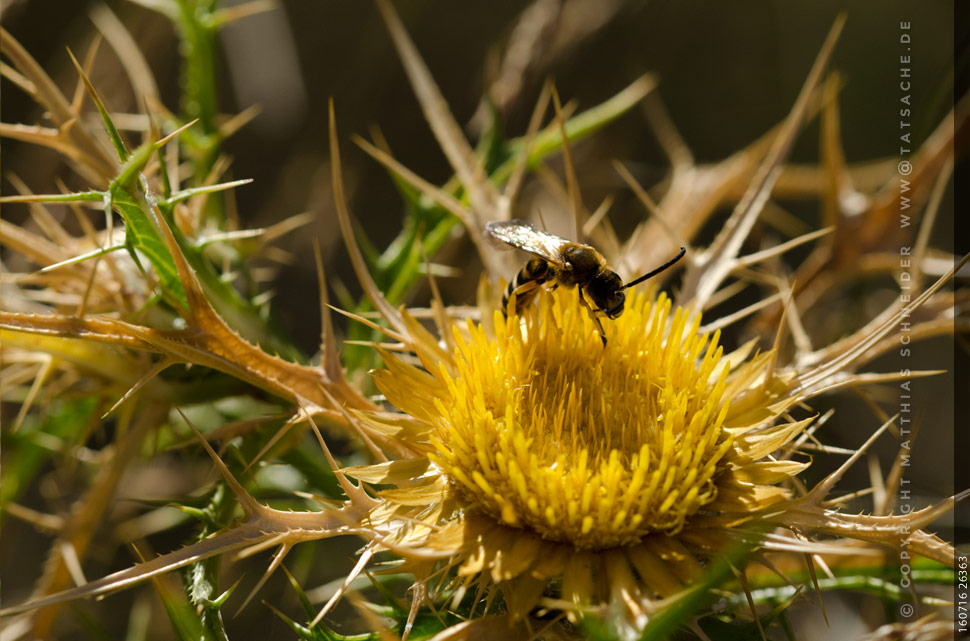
[577,292,607,346]
[506,279,543,317]
[503,258,551,317]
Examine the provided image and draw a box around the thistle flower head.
[359,285,822,621]
[427,289,733,548]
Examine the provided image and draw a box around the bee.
[486,220,685,341]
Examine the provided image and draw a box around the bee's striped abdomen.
[503,257,552,316]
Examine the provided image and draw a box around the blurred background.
[1,1,961,639]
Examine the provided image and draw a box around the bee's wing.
[485,220,567,266]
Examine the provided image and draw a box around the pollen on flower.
[426,288,735,550]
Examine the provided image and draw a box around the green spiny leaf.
[107,184,188,310]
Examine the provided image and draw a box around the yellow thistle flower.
[427,290,734,548]
[349,284,818,624]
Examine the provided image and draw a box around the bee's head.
[587,270,625,318]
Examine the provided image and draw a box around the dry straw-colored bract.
[0,3,966,640]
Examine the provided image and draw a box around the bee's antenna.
[621,246,686,290]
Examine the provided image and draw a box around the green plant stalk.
[182,481,238,641]
[174,0,221,178]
